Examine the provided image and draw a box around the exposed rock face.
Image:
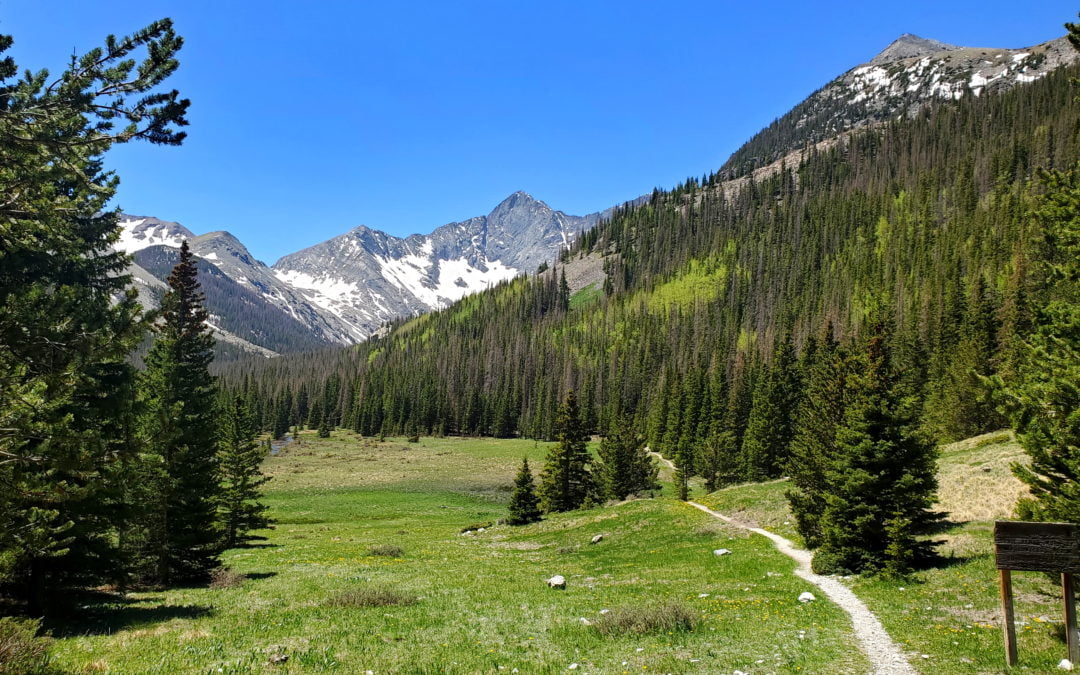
[271,192,600,339]
[722,34,1079,177]
[114,193,602,354]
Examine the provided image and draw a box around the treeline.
[221,61,1077,460]
[0,18,269,633]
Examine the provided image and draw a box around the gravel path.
[648,451,916,674]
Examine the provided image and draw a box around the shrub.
[0,617,52,674]
[208,567,246,589]
[593,603,697,636]
[368,544,404,557]
[326,588,417,608]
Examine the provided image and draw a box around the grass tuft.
[326,588,417,608]
[368,544,404,557]
[593,602,697,636]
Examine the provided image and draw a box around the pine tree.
[135,241,221,585]
[507,458,543,525]
[699,430,740,493]
[742,335,801,480]
[0,19,188,610]
[218,395,272,549]
[812,321,940,576]
[317,414,331,438]
[786,327,852,548]
[596,417,659,501]
[1000,163,1080,523]
[539,391,596,512]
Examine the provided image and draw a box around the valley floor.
[48,432,1071,673]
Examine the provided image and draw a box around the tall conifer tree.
[812,320,940,576]
[218,395,272,549]
[0,19,188,609]
[136,241,221,584]
[539,391,596,512]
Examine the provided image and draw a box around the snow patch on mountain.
[116,216,192,253]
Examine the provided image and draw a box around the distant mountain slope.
[133,245,328,355]
[272,192,599,338]
[116,193,601,353]
[721,34,1078,178]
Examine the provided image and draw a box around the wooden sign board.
[994,520,1080,667]
[995,521,1080,573]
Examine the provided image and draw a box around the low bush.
[0,617,52,674]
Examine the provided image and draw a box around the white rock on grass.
[698,593,710,598]
[713,548,731,556]
[547,575,567,590]
[798,592,816,603]
[591,534,604,544]
[568,664,579,670]
[599,609,610,614]
[1059,659,1074,671]
[579,617,592,625]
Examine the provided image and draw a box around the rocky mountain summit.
[722,33,1079,177]
[116,192,598,356]
[272,192,598,339]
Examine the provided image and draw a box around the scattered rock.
[591,534,604,544]
[698,593,710,598]
[599,609,611,614]
[1060,659,1074,671]
[579,617,592,626]
[568,664,579,670]
[798,592,816,603]
[477,527,486,533]
[713,548,731,556]
[547,575,567,590]
[269,654,289,665]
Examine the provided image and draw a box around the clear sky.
[2,1,1076,262]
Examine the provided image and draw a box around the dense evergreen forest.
[221,61,1078,468]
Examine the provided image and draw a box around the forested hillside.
[221,59,1077,467]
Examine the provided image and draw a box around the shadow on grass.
[44,590,214,637]
[245,572,277,581]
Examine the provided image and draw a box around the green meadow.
[50,433,865,674]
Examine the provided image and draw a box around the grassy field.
[50,433,868,673]
[700,431,1075,673]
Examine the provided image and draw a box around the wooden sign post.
[994,521,1080,667]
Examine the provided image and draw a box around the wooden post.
[1065,572,1079,665]
[1000,569,1018,666]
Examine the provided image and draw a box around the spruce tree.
[0,19,188,610]
[135,241,221,585]
[786,327,852,548]
[699,430,740,493]
[218,396,272,549]
[742,335,801,480]
[539,391,596,512]
[507,458,543,525]
[812,321,940,576]
[596,417,659,501]
[1000,163,1080,523]
[317,414,331,438]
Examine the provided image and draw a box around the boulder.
[713,548,731,556]
[798,591,816,603]
[547,575,567,590]
[591,534,604,545]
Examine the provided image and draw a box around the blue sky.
[2,1,1076,262]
